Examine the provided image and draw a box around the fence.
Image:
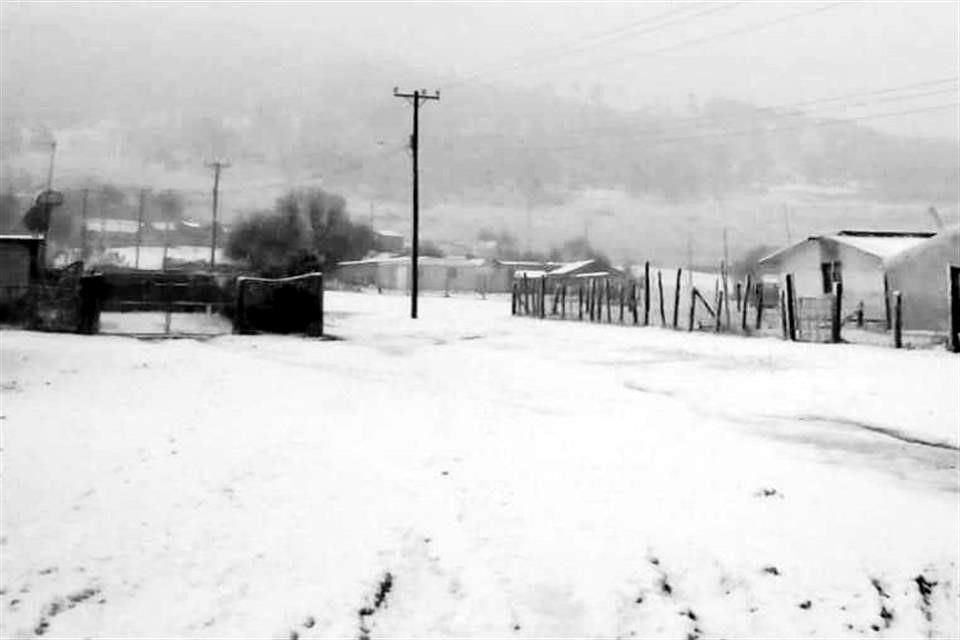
[511,264,958,352]
[234,272,324,337]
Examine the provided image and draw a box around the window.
[821,261,842,293]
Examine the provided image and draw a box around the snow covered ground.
[1,291,958,639]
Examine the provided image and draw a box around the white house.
[885,226,960,332]
[758,230,935,320]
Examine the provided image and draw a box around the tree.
[226,187,374,276]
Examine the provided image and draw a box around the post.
[883,274,892,331]
[606,279,612,322]
[578,284,584,320]
[552,281,560,316]
[134,188,145,270]
[523,274,529,315]
[394,88,439,319]
[643,261,650,326]
[831,281,843,343]
[672,268,681,329]
[714,286,724,333]
[755,282,764,330]
[317,274,325,337]
[735,281,742,313]
[619,282,624,323]
[588,279,595,321]
[206,160,230,270]
[657,270,666,326]
[539,275,546,319]
[511,281,517,315]
[688,287,697,331]
[785,273,797,341]
[741,274,751,332]
[561,284,567,319]
[780,291,789,340]
[856,301,864,328]
[893,291,903,348]
[721,262,732,331]
[949,265,960,353]
[631,281,639,325]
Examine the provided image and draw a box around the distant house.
[758,230,936,320]
[373,230,405,254]
[513,259,625,285]
[886,226,960,332]
[336,256,508,293]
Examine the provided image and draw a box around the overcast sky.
[2,1,958,138]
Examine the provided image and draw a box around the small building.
[758,230,936,320]
[885,226,960,332]
[336,256,508,293]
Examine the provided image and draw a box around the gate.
[795,296,834,343]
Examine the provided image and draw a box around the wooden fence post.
[714,286,724,333]
[619,282,625,323]
[540,276,547,319]
[657,270,666,326]
[511,280,517,315]
[721,263,732,331]
[950,265,960,353]
[561,284,567,320]
[856,301,864,328]
[673,268,681,329]
[883,274,892,331]
[779,290,789,340]
[551,281,560,316]
[578,284,584,320]
[688,287,697,331]
[606,278,612,322]
[831,281,843,343]
[735,282,742,313]
[522,274,529,315]
[893,290,903,348]
[643,262,651,326]
[785,273,797,341]
[589,279,595,321]
[755,281,764,330]
[741,274,751,333]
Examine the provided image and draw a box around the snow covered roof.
[886,225,960,268]
[759,230,935,264]
[547,259,595,275]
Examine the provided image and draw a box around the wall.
[886,229,960,332]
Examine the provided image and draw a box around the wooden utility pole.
[46,141,57,191]
[393,87,440,319]
[206,160,230,270]
[135,188,145,270]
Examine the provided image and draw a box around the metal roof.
[759,230,934,264]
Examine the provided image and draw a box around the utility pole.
[135,188,146,270]
[80,188,89,260]
[782,202,792,244]
[46,141,57,191]
[206,160,231,270]
[393,87,439,319]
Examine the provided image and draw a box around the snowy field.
[1,291,958,639]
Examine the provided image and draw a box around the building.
[758,230,936,320]
[885,226,960,332]
[373,231,405,254]
[336,256,510,293]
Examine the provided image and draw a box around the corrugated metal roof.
[824,233,930,259]
[547,259,595,275]
[759,230,934,264]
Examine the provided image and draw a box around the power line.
[497,2,843,80]
[445,3,741,89]
[431,77,959,148]
[541,101,960,153]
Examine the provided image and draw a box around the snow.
[1,291,958,638]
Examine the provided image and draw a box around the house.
[885,226,960,332]
[336,256,508,293]
[758,230,936,320]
